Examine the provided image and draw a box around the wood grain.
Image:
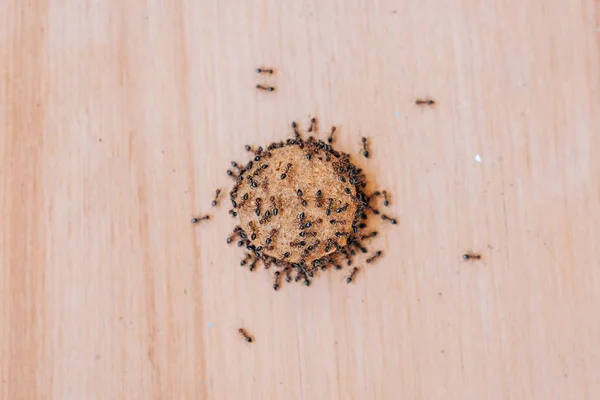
[1,0,600,398]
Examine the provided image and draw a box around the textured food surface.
[237,145,357,263]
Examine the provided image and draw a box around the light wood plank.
[1,0,599,398]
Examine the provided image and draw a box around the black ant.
[269,196,279,216]
[238,328,253,343]
[373,190,390,206]
[211,189,221,207]
[256,84,275,92]
[280,163,292,179]
[326,198,334,216]
[366,251,382,264]
[291,121,300,139]
[361,137,369,158]
[255,67,274,74]
[240,253,252,266]
[284,267,292,282]
[249,256,260,271]
[308,117,318,133]
[381,214,397,224]
[327,126,337,143]
[416,98,435,106]
[273,271,281,291]
[335,203,349,213]
[230,161,244,173]
[462,252,482,261]
[254,198,262,216]
[296,189,307,206]
[191,215,210,224]
[346,267,359,283]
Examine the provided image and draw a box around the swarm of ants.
[193,118,479,292]
[196,117,399,290]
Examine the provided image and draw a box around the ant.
[416,98,436,106]
[238,328,253,343]
[327,126,337,143]
[372,191,389,206]
[240,253,252,266]
[191,215,210,224]
[211,189,221,207]
[230,161,244,173]
[291,121,301,139]
[361,137,369,158]
[346,267,359,283]
[256,84,275,92]
[462,252,482,261]
[326,198,334,216]
[283,267,292,282]
[366,251,382,264]
[336,203,349,213]
[381,214,397,224]
[254,198,262,216]
[270,196,279,216]
[249,256,259,271]
[280,163,292,179]
[255,67,274,74]
[308,117,318,133]
[296,189,308,206]
[273,271,281,290]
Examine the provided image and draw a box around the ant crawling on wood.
[256,84,275,92]
[415,98,436,106]
[255,67,274,74]
[462,252,482,261]
[238,328,253,343]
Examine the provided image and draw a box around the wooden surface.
[1,1,600,399]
